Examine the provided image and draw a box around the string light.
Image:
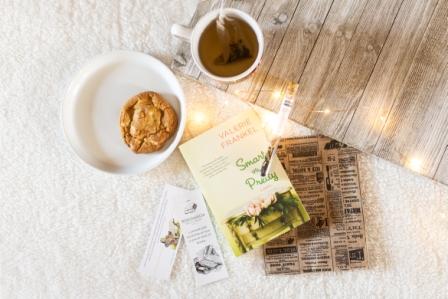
[233,87,431,178]
[272,90,282,99]
[313,108,333,114]
[234,88,351,115]
[407,157,423,172]
[192,110,207,125]
[234,89,248,98]
[187,108,213,137]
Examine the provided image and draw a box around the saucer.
[62,51,186,174]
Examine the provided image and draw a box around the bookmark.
[176,189,229,287]
[138,185,183,280]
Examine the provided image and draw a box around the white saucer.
[62,51,186,174]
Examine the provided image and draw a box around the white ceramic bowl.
[61,51,186,174]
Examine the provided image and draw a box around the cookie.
[119,91,178,153]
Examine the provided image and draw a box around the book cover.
[180,109,309,256]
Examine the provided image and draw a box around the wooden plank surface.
[294,0,404,139]
[171,0,448,186]
[435,147,448,184]
[285,0,370,120]
[373,0,448,179]
[343,0,440,152]
[254,0,334,110]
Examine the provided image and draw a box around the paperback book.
[180,109,309,256]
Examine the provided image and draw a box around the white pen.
[261,82,299,177]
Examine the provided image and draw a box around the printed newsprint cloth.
[263,136,368,274]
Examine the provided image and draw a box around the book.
[180,109,310,256]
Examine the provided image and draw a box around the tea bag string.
[215,3,253,65]
[216,3,231,64]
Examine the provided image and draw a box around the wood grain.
[343,0,439,152]
[435,147,448,185]
[297,0,404,140]
[373,0,448,178]
[288,0,370,122]
[254,0,334,111]
[227,0,301,102]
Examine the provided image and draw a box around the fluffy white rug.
[1,1,447,298]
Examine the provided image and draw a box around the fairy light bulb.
[408,157,422,172]
[272,90,282,100]
[323,108,331,114]
[192,111,207,125]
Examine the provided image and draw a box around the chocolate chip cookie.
[119,91,178,153]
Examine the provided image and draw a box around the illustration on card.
[194,245,224,274]
[160,219,181,249]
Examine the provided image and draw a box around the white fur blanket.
[0,1,447,298]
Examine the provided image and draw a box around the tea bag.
[215,11,253,65]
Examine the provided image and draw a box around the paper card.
[176,189,229,287]
[138,184,183,280]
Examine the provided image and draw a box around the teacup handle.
[171,24,193,42]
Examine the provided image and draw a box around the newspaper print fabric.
[264,136,368,274]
